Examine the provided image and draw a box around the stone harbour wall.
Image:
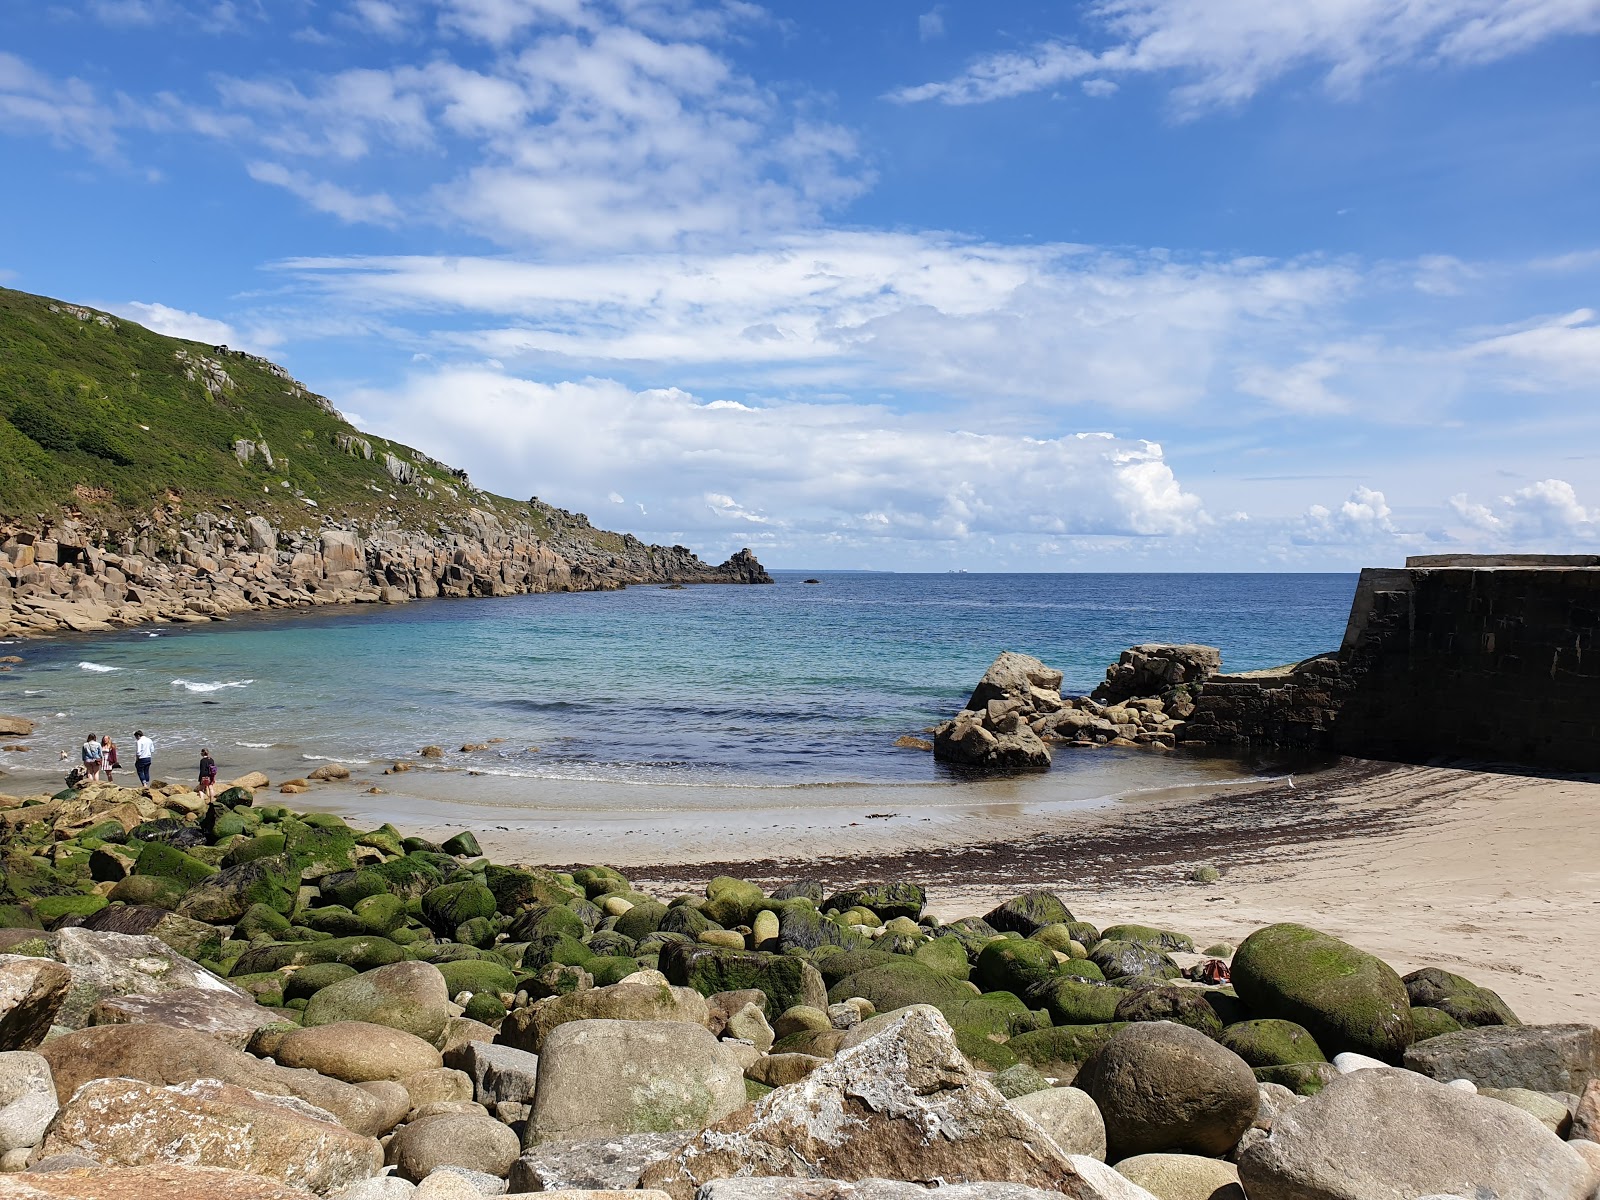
[1179,555,1600,772]
[0,508,771,638]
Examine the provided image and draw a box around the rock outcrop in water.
[0,509,770,638]
[0,774,1589,1194]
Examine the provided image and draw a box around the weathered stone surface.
[498,978,710,1054]
[507,1132,695,1193]
[386,1112,520,1182]
[1402,1023,1600,1093]
[0,1164,321,1199]
[1230,924,1412,1063]
[0,957,70,1051]
[1402,967,1520,1029]
[746,1053,827,1088]
[691,1183,1129,1200]
[39,1076,383,1193]
[1076,1022,1257,1160]
[0,1051,56,1154]
[45,928,245,1029]
[302,961,451,1044]
[527,1019,745,1145]
[275,1021,445,1083]
[1008,1086,1107,1161]
[37,1023,390,1136]
[443,1041,539,1107]
[87,986,282,1049]
[1110,1154,1243,1200]
[1573,1078,1600,1142]
[1236,1068,1590,1200]
[640,1007,1104,1200]
[1478,1086,1572,1135]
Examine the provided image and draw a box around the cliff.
[0,287,769,637]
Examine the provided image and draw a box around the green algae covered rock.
[1113,985,1224,1038]
[1099,923,1196,953]
[1219,1018,1328,1067]
[822,881,926,922]
[1409,1006,1464,1042]
[33,892,108,922]
[975,937,1060,994]
[1253,1061,1340,1096]
[420,881,497,938]
[983,891,1074,936]
[437,957,518,998]
[814,947,899,988]
[1232,923,1413,1062]
[993,1062,1050,1099]
[107,874,187,910]
[1089,939,1180,982]
[132,840,217,888]
[776,905,864,953]
[950,989,1037,1039]
[301,959,451,1041]
[507,902,585,943]
[572,865,631,898]
[701,877,766,927]
[223,833,287,868]
[283,961,359,1002]
[484,864,578,912]
[230,933,408,975]
[825,958,972,1018]
[1008,1023,1130,1075]
[660,942,827,1013]
[614,900,670,941]
[659,904,717,939]
[1025,976,1129,1026]
[233,902,293,942]
[1402,967,1520,1029]
[912,934,971,979]
[177,856,298,922]
[955,1026,1020,1071]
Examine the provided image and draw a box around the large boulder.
[1008,1086,1107,1160]
[1076,1022,1258,1160]
[36,1023,392,1136]
[443,1040,540,1108]
[964,651,1066,712]
[1230,924,1412,1063]
[175,857,299,922]
[933,711,1051,773]
[301,961,451,1043]
[386,1111,520,1182]
[1091,644,1219,705]
[1111,1155,1243,1200]
[509,1131,695,1193]
[1236,1067,1590,1200]
[984,892,1073,936]
[822,884,927,923]
[0,956,71,1050]
[1402,967,1520,1028]
[1217,1020,1326,1069]
[86,986,282,1049]
[0,1050,57,1154]
[44,928,247,1029]
[1402,1023,1600,1093]
[527,1019,746,1144]
[0,1164,320,1199]
[39,1076,383,1194]
[498,976,711,1054]
[273,1021,444,1083]
[659,943,827,1014]
[640,1007,1102,1200]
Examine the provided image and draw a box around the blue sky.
[2,0,1598,570]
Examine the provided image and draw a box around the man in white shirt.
[134,729,155,787]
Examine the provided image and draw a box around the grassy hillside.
[0,286,625,548]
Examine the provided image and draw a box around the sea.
[5,573,1356,808]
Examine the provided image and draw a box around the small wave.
[171,679,254,693]
[235,741,276,748]
[301,754,371,764]
[23,689,42,696]
[79,662,120,673]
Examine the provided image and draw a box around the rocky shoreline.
[0,773,1596,1197]
[0,508,770,640]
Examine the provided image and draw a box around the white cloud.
[341,367,1207,558]
[892,0,1600,112]
[1459,308,1600,390]
[247,161,402,225]
[0,52,120,157]
[1296,485,1399,544]
[353,0,413,37]
[918,8,944,41]
[1451,478,1595,542]
[112,301,280,355]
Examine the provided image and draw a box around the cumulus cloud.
[112,301,280,355]
[1295,486,1399,544]
[1451,479,1596,542]
[339,367,1206,558]
[892,0,1600,112]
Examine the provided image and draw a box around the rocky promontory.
[0,775,1594,1195]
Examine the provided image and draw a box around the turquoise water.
[6,572,1356,787]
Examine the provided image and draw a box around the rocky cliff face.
[0,507,771,638]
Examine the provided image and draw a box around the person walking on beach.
[101,733,119,782]
[198,747,218,801]
[81,733,102,782]
[134,729,154,787]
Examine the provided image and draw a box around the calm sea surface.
[5,572,1356,790]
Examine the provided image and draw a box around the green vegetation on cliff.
[0,286,619,550]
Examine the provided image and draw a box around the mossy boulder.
[1028,924,1084,955]
[572,866,632,898]
[776,906,864,954]
[1099,923,1195,953]
[301,905,367,937]
[822,882,926,922]
[421,881,498,938]
[1219,1018,1327,1067]
[1253,1061,1340,1096]
[659,905,717,939]
[1024,976,1130,1025]
[230,934,408,975]
[437,958,518,997]
[507,902,585,944]
[520,933,594,971]
[34,892,108,923]
[815,948,899,988]
[280,817,358,879]
[283,962,359,1002]
[1008,1023,1129,1075]
[1057,959,1106,983]
[825,959,971,1020]
[702,877,766,927]
[106,874,187,910]
[1409,1006,1464,1042]
[1089,939,1180,982]
[975,938,1061,994]
[230,971,287,1007]
[233,902,293,941]
[950,989,1036,1038]
[587,956,645,986]
[954,1026,1020,1071]
[1402,967,1520,1029]
[1112,985,1224,1038]
[132,841,217,888]
[0,904,42,930]
[1232,923,1413,1062]
[993,1063,1051,1099]
[177,856,299,922]
[912,935,971,980]
[440,831,482,857]
[614,900,670,941]
[223,833,287,868]
[484,864,578,912]
[660,943,827,1013]
[365,855,448,900]
[983,891,1074,936]
[587,931,638,958]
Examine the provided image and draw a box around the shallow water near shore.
[3,571,1356,825]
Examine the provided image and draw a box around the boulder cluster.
[932,648,1220,772]
[0,778,1596,1198]
[0,512,770,639]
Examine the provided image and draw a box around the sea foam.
[79,662,120,673]
[171,679,254,693]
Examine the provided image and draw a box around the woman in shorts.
[198,748,218,801]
